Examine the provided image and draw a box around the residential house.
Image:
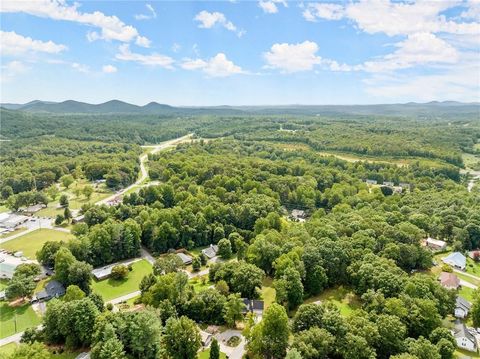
[34,280,66,302]
[455,296,472,319]
[200,331,212,347]
[453,321,477,352]
[0,214,29,229]
[201,245,219,259]
[91,259,137,280]
[426,237,447,251]
[242,299,265,316]
[176,252,193,265]
[365,179,378,185]
[439,272,460,290]
[442,252,467,271]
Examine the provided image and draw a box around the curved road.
[96,134,193,205]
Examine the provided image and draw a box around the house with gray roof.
[454,321,477,352]
[176,252,192,265]
[201,245,219,259]
[34,280,65,302]
[442,252,467,271]
[455,296,472,319]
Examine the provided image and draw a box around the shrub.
[111,264,129,280]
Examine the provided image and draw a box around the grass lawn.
[198,348,227,359]
[0,279,9,291]
[0,343,80,359]
[465,257,480,277]
[459,286,476,302]
[1,229,74,259]
[260,277,276,310]
[0,302,41,339]
[190,275,212,292]
[92,259,152,301]
[304,286,361,317]
[455,348,480,358]
[456,272,480,287]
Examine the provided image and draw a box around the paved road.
[96,134,192,205]
[0,217,53,244]
[460,279,478,289]
[453,268,480,282]
[107,290,141,305]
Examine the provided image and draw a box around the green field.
[303,286,360,317]
[198,348,226,359]
[1,229,74,259]
[191,276,212,293]
[91,259,152,301]
[459,286,476,302]
[0,302,41,339]
[0,227,27,239]
[0,343,80,359]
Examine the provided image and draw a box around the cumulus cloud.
[135,3,157,20]
[302,0,479,36]
[361,33,459,72]
[194,11,245,37]
[1,0,150,46]
[1,30,67,56]
[258,0,287,14]
[181,53,244,77]
[115,44,174,68]
[102,64,118,73]
[1,60,30,82]
[264,41,322,72]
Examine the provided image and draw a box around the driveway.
[214,329,246,359]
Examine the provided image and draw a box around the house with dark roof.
[241,299,264,316]
[442,252,467,271]
[201,245,219,259]
[34,280,65,302]
[455,296,472,319]
[439,272,460,290]
[454,321,477,352]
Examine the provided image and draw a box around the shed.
[176,253,193,265]
[426,237,447,251]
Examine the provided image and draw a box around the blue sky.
[1,0,479,105]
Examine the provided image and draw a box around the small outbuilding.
[290,209,307,222]
[426,237,447,251]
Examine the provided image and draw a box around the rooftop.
[442,252,467,269]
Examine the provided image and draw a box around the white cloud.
[172,43,181,53]
[135,3,157,20]
[364,63,480,102]
[264,41,322,72]
[71,62,89,73]
[194,10,245,37]
[1,30,67,56]
[302,0,479,37]
[258,0,287,14]
[102,64,117,73]
[1,60,30,82]
[181,53,244,77]
[115,44,174,68]
[135,36,151,48]
[303,3,344,21]
[361,33,459,73]
[1,0,150,46]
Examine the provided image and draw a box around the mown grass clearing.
[303,286,360,317]
[260,277,276,310]
[91,259,152,301]
[0,302,41,339]
[197,348,227,359]
[1,229,74,260]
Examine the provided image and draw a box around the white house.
[442,252,467,271]
[454,322,477,352]
[455,296,472,319]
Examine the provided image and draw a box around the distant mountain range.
[1,99,479,117]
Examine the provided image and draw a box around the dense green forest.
[1,106,480,359]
